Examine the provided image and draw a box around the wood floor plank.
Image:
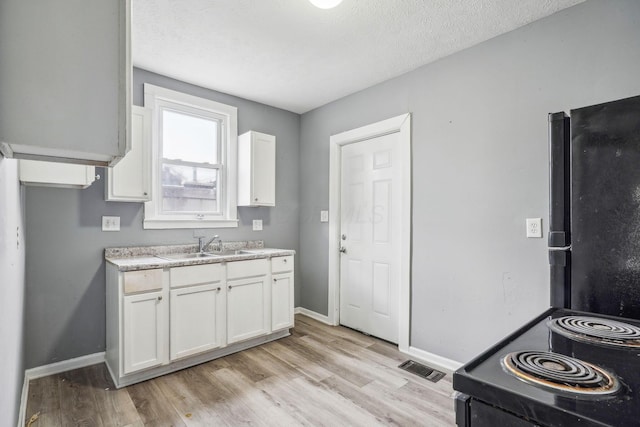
[212,367,303,426]
[58,368,104,427]
[127,379,186,426]
[153,370,224,425]
[296,315,378,347]
[320,374,423,426]
[260,339,334,382]
[300,334,407,389]
[202,367,270,426]
[363,379,455,426]
[25,375,62,427]
[284,335,373,387]
[26,314,455,426]
[84,364,142,427]
[241,345,301,381]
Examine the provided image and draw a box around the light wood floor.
[25,315,455,426]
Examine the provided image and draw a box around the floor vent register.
[398,360,446,383]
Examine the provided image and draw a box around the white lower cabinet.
[106,253,293,388]
[123,289,168,374]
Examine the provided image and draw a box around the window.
[143,84,238,229]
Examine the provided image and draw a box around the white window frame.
[143,84,238,229]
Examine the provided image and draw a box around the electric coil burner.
[548,316,640,348]
[502,350,619,396]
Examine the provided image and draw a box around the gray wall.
[0,157,26,427]
[298,0,640,363]
[24,68,300,368]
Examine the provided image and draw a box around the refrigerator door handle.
[549,248,571,309]
[548,112,571,247]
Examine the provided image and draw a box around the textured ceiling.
[133,0,584,114]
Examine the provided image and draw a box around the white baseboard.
[25,352,106,381]
[295,307,333,325]
[19,352,106,427]
[402,346,463,374]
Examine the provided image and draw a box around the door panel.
[123,291,167,374]
[170,283,224,361]
[339,133,400,343]
[227,276,268,344]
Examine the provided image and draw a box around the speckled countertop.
[105,240,295,272]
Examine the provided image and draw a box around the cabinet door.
[272,272,294,331]
[170,283,225,360]
[227,276,269,344]
[238,131,275,206]
[19,160,95,189]
[106,106,151,201]
[252,132,276,206]
[123,290,167,374]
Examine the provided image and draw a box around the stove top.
[454,308,640,427]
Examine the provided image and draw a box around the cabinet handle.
[143,192,148,196]
[283,258,287,263]
[216,287,221,292]
[273,278,277,282]
[228,285,232,291]
[254,197,258,201]
[157,296,163,301]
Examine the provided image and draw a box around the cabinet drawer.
[170,263,223,288]
[227,259,269,280]
[272,256,293,273]
[123,269,163,295]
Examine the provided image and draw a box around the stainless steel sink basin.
[209,249,248,256]
[156,252,220,261]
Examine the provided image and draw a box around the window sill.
[143,218,239,230]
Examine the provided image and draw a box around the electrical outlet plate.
[102,216,120,232]
[253,219,263,231]
[526,218,542,238]
[320,210,329,222]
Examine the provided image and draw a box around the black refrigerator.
[549,94,640,320]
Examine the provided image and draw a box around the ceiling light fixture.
[309,0,343,9]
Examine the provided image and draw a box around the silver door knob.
[339,246,347,254]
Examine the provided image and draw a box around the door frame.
[328,113,411,353]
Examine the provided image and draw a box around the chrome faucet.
[198,235,221,253]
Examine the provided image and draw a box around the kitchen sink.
[209,249,249,256]
[156,252,221,261]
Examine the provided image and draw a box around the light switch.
[526,218,542,238]
[253,219,263,231]
[320,210,329,222]
[102,216,120,232]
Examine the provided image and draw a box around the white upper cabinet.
[106,106,151,202]
[0,0,131,166]
[238,131,276,207]
[19,160,96,189]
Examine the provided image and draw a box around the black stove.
[453,308,640,427]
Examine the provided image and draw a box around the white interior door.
[339,132,400,343]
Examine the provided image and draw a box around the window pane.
[162,110,218,164]
[161,163,219,213]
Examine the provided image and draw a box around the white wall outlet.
[102,216,120,232]
[252,219,263,231]
[320,210,329,222]
[526,218,542,238]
